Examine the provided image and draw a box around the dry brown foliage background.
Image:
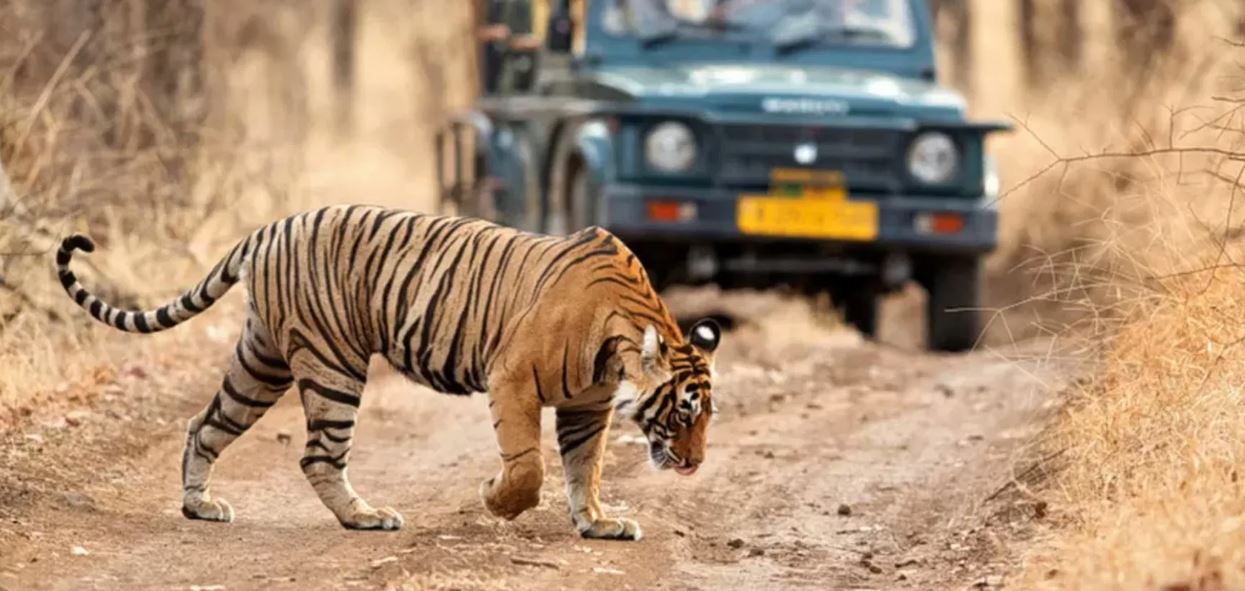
[0,0,474,416]
[4,1,1245,586]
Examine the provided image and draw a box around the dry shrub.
[0,0,475,422]
[0,1,306,419]
[1020,267,1245,590]
[986,3,1245,587]
[981,1,1245,349]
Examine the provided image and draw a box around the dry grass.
[1001,119,1245,587]
[0,3,295,418]
[967,2,1245,588]
[9,1,1245,586]
[971,2,1245,350]
[0,0,474,424]
[1018,267,1245,590]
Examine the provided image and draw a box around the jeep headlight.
[645,121,697,173]
[907,132,959,185]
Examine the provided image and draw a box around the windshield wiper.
[639,19,747,49]
[640,28,680,48]
[774,24,892,54]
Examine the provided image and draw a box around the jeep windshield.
[602,0,916,50]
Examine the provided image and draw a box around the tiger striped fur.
[56,205,721,539]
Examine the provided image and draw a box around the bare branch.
[997,147,1245,204]
[13,30,92,156]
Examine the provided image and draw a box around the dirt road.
[0,291,1064,590]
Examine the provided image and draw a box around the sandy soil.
[0,290,1069,591]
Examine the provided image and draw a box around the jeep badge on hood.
[761,97,850,116]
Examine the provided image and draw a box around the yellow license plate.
[737,169,878,241]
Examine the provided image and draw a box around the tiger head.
[618,318,722,476]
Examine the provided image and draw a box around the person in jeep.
[477,0,543,94]
[608,0,915,49]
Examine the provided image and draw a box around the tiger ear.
[641,324,664,377]
[689,318,721,354]
[642,323,672,383]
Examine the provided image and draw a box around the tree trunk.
[1017,0,1040,86]
[140,0,207,151]
[0,155,12,213]
[1114,0,1175,72]
[1017,0,1084,88]
[930,0,973,94]
[331,0,357,136]
[1056,0,1083,72]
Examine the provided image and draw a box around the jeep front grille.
[715,124,903,192]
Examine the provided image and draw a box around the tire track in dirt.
[0,293,1067,590]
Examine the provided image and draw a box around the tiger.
[54,205,722,540]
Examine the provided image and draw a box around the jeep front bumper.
[599,183,998,254]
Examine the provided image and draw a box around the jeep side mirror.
[547,11,574,53]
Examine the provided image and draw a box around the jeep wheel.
[924,256,983,352]
[545,158,594,235]
[832,287,878,340]
[513,129,543,232]
[567,161,596,229]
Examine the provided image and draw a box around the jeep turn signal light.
[647,200,697,223]
[914,212,964,235]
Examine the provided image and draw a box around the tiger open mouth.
[650,441,698,475]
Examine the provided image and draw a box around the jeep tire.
[832,286,878,340]
[545,158,595,235]
[923,255,983,352]
[567,161,596,229]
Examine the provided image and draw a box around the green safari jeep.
[436,0,1009,351]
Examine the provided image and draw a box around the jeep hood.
[590,63,965,120]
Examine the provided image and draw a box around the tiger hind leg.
[480,374,545,520]
[182,316,292,522]
[292,353,403,531]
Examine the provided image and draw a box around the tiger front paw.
[338,503,404,531]
[182,494,234,523]
[578,517,642,541]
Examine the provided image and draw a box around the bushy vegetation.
[0,0,473,419]
[5,1,1245,585]
[960,1,1245,587]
